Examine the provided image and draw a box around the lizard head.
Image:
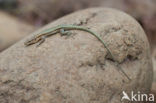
[24,36,41,46]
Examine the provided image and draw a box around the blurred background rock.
[0,0,17,11]
[0,0,35,51]
[0,10,35,51]
[0,0,155,99]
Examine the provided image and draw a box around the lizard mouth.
[24,39,35,46]
[24,41,32,46]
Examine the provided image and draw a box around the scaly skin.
[24,24,131,81]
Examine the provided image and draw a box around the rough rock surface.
[0,8,153,103]
[151,83,156,103]
[0,10,35,52]
[152,47,156,82]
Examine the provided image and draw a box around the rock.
[0,8,153,103]
[152,47,156,82]
[0,0,17,10]
[0,10,35,52]
[151,82,156,103]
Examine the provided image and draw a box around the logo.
[121,91,130,101]
[121,91,154,102]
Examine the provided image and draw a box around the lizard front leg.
[60,29,72,37]
[36,36,46,47]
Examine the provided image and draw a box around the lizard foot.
[60,29,72,38]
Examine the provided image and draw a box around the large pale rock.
[0,8,153,103]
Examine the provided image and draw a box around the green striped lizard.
[24,24,131,81]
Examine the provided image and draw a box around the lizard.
[24,24,131,81]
